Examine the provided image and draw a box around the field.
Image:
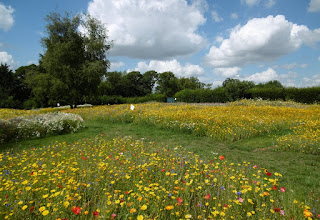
[0,100,319,219]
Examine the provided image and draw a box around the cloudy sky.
[1,0,320,87]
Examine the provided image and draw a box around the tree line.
[1,11,319,109]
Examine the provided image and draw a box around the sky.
[1,0,320,87]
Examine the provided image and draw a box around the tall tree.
[0,64,16,107]
[40,12,112,108]
[156,72,179,97]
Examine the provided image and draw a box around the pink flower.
[238,197,243,203]
[280,187,285,192]
[280,210,285,216]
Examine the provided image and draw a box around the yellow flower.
[39,206,46,212]
[22,205,28,210]
[84,211,89,215]
[42,210,49,216]
[185,214,192,219]
[25,186,31,191]
[303,209,313,218]
[137,215,144,220]
[63,201,70,208]
[130,208,137,213]
[165,205,174,210]
[140,204,147,210]
[42,194,48,199]
[18,201,23,205]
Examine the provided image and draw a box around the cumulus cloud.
[0,3,14,31]
[214,67,241,78]
[303,74,320,87]
[308,0,320,12]
[109,61,125,71]
[244,68,278,83]
[0,51,15,67]
[211,10,223,22]
[87,0,206,59]
[130,59,205,77]
[204,15,320,68]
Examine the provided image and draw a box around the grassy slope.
[1,119,319,210]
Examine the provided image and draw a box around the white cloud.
[265,0,276,8]
[211,10,223,22]
[318,56,320,62]
[131,59,205,77]
[308,0,320,12]
[244,68,278,83]
[0,3,14,31]
[282,63,297,69]
[214,67,241,78]
[241,0,260,6]
[300,63,308,68]
[303,74,320,87]
[204,15,320,68]
[278,71,298,87]
[109,61,125,71]
[0,51,15,67]
[87,0,206,59]
[231,13,238,19]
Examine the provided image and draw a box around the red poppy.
[177,197,183,205]
[274,208,280,212]
[161,169,165,172]
[266,172,272,176]
[224,204,228,208]
[219,155,225,160]
[205,193,211,200]
[72,206,82,215]
[273,185,278,190]
[82,156,86,160]
[93,211,99,216]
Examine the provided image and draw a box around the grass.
[2,118,319,210]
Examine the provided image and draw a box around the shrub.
[0,112,84,143]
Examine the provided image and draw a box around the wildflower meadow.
[0,100,319,219]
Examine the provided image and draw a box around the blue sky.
[1,0,320,87]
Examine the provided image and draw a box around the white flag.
[130,104,135,110]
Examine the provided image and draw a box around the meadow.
[0,100,319,219]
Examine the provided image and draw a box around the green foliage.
[156,71,179,96]
[248,87,285,100]
[39,12,112,108]
[222,78,255,101]
[175,87,229,103]
[285,87,320,103]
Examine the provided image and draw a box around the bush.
[285,87,320,104]
[0,112,84,143]
[175,88,229,103]
[248,87,285,100]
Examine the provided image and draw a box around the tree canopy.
[36,12,112,108]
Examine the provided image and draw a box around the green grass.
[1,118,319,212]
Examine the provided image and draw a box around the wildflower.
[93,211,99,216]
[130,208,137,213]
[137,215,144,220]
[165,205,174,210]
[303,209,313,218]
[219,155,225,160]
[72,206,81,215]
[238,197,243,203]
[177,197,183,205]
[280,187,286,192]
[140,204,147,210]
[22,205,27,210]
[205,194,210,200]
[185,214,192,219]
[42,210,49,216]
[39,206,46,212]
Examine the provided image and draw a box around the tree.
[156,72,179,97]
[141,70,158,95]
[40,12,112,108]
[0,64,16,107]
[222,78,255,101]
[178,76,206,90]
